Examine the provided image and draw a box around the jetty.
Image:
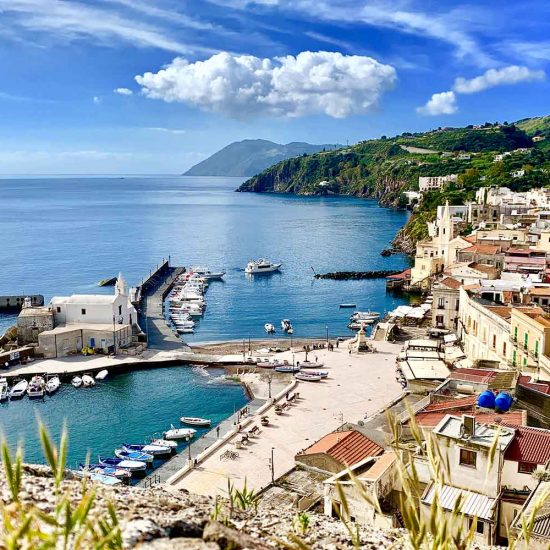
[314,270,400,280]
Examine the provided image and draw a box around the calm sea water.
[0,176,409,463]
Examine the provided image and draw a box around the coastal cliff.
[237,120,549,252]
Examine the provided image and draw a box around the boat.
[95,369,108,380]
[149,437,178,450]
[339,303,357,308]
[9,379,28,399]
[0,378,8,401]
[27,375,45,398]
[191,267,225,280]
[98,277,117,287]
[176,327,195,334]
[281,319,293,334]
[257,359,289,369]
[245,259,282,274]
[114,448,154,463]
[45,376,61,395]
[82,374,96,387]
[305,370,329,378]
[74,470,122,486]
[79,463,131,480]
[71,376,83,388]
[350,310,380,321]
[275,366,301,373]
[163,425,197,440]
[180,417,212,427]
[123,443,172,456]
[295,372,323,382]
[98,456,147,473]
[264,323,276,334]
[299,360,324,369]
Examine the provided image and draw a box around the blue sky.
[0,0,548,174]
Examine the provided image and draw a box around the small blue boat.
[98,456,147,472]
[79,463,131,480]
[74,470,122,486]
[115,448,154,463]
[275,366,301,373]
[123,443,171,456]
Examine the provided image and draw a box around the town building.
[432,277,461,330]
[16,297,54,346]
[418,174,457,192]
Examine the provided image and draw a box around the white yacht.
[191,266,225,280]
[264,323,276,334]
[245,259,282,274]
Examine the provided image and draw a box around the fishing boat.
[299,360,325,369]
[350,310,380,321]
[71,376,83,388]
[304,370,329,378]
[123,443,172,456]
[95,369,108,380]
[257,359,289,369]
[27,375,45,398]
[0,378,8,401]
[74,470,122,486]
[9,379,28,399]
[245,259,282,274]
[295,372,323,382]
[191,267,225,280]
[275,366,301,373]
[82,374,96,387]
[114,448,154,463]
[79,463,131,480]
[264,323,276,334]
[149,437,178,450]
[339,303,357,308]
[45,376,61,395]
[180,417,212,427]
[281,319,293,334]
[98,456,147,473]
[163,425,196,440]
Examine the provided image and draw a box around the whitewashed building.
[418,174,458,192]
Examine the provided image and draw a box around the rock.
[202,521,272,550]
[138,538,219,550]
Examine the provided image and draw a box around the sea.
[0,176,410,466]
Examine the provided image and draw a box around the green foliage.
[293,512,311,535]
[225,478,259,514]
[0,422,122,549]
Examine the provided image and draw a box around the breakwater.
[314,270,398,280]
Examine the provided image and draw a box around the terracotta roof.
[486,305,512,320]
[463,235,477,243]
[462,244,501,255]
[450,368,497,383]
[518,375,550,395]
[416,410,525,428]
[423,396,477,412]
[439,277,462,290]
[504,425,550,464]
[530,287,550,296]
[298,430,383,466]
[470,263,499,276]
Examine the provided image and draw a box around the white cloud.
[93,95,101,104]
[135,50,396,119]
[143,127,187,135]
[453,65,545,94]
[417,91,457,116]
[114,87,133,96]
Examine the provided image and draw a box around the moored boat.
[295,372,323,382]
[191,266,225,280]
[28,375,45,398]
[281,319,293,334]
[71,376,83,388]
[0,378,8,401]
[74,470,122,485]
[79,463,131,480]
[163,425,196,440]
[275,366,301,373]
[180,416,212,427]
[10,379,29,399]
[82,374,96,387]
[350,310,380,321]
[245,259,282,274]
[45,376,61,395]
[149,437,178,450]
[114,448,154,463]
[264,323,276,334]
[299,360,324,369]
[123,443,171,456]
[339,303,356,308]
[304,370,328,378]
[98,456,147,472]
[95,369,108,380]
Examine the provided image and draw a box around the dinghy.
[71,376,83,388]
[82,374,96,387]
[180,417,212,427]
[114,448,154,464]
[304,370,328,378]
[45,376,61,395]
[299,360,324,369]
[98,456,147,473]
[275,366,301,373]
[9,379,28,399]
[295,372,323,382]
[95,369,108,380]
[149,437,178,450]
[163,425,197,440]
[123,443,171,456]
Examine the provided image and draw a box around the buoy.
[477,390,496,409]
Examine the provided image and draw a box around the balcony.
[509,335,518,344]
[528,348,540,363]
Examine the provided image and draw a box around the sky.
[0,0,549,174]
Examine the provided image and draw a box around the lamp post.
[112,315,116,355]
[270,447,275,484]
[326,325,329,344]
[187,436,192,462]
[267,375,272,398]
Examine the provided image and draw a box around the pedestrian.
[286,392,289,400]
[315,355,318,363]
[336,340,339,349]
[349,349,351,355]
[216,426,220,439]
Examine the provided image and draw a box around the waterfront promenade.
[166,340,403,497]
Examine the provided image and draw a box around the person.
[315,355,318,363]
[286,392,289,400]
[216,426,220,439]
[349,349,352,355]
[336,340,339,349]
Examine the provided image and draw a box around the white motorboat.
[180,416,212,427]
[163,425,197,440]
[245,259,282,274]
[123,443,172,456]
[9,379,28,399]
[95,369,108,380]
[281,319,293,334]
[350,311,380,321]
[0,378,8,401]
[28,375,45,398]
[45,376,61,395]
[299,360,325,369]
[191,266,225,280]
[72,376,83,388]
[82,374,96,387]
[295,372,322,382]
[149,437,178,449]
[264,323,276,334]
[177,327,194,334]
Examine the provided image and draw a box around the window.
[81,308,86,315]
[503,342,507,357]
[518,462,536,474]
[455,299,460,311]
[514,326,518,342]
[459,449,477,467]
[56,306,61,313]
[492,334,496,349]
[118,305,122,315]
[436,315,444,327]
[438,297,445,309]
[468,518,484,534]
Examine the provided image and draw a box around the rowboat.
[114,448,154,464]
[180,417,212,427]
[82,374,96,387]
[295,372,323,382]
[71,376,83,388]
[79,463,131,480]
[304,370,328,378]
[74,470,122,486]
[275,366,300,373]
[123,443,172,456]
[149,437,178,449]
[299,360,325,369]
[98,456,147,472]
[339,303,357,308]
[95,369,108,380]
[9,379,28,399]
[163,425,197,440]
[0,378,8,401]
[45,376,61,395]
